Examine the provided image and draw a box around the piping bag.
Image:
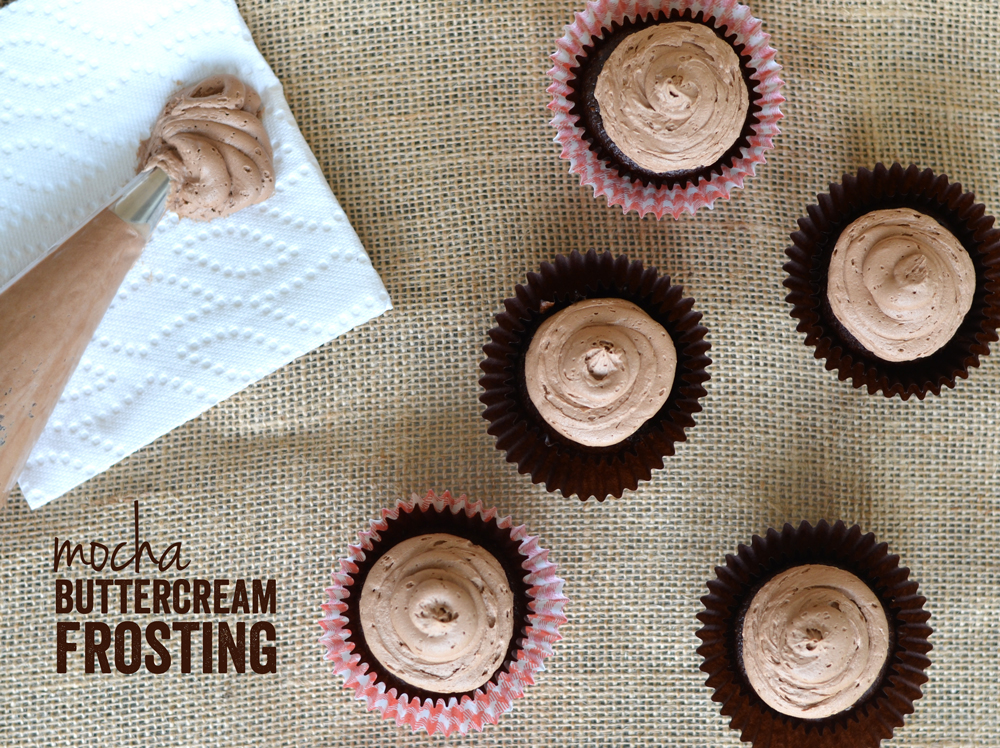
[0,167,170,505]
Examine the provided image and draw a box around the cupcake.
[784,163,1000,399]
[547,0,784,219]
[696,520,932,748]
[319,490,567,736]
[480,250,710,500]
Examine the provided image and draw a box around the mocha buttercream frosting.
[593,21,748,173]
[741,564,890,720]
[138,75,274,221]
[359,533,514,694]
[524,298,677,448]
[827,208,975,362]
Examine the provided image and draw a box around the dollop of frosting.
[359,533,514,694]
[741,564,890,720]
[525,298,677,448]
[827,208,975,362]
[138,75,275,221]
[594,21,748,173]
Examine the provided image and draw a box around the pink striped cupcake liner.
[319,490,568,736]
[547,0,784,219]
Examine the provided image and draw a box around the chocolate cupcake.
[547,0,784,219]
[696,520,932,748]
[480,250,710,500]
[319,490,567,736]
[784,163,1000,399]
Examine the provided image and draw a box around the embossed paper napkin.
[0,0,391,508]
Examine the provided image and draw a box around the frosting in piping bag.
[138,75,275,221]
[594,21,748,173]
[525,298,677,448]
[827,208,975,362]
[741,564,890,720]
[359,533,514,693]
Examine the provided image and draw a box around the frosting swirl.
[138,75,275,221]
[741,565,890,720]
[827,208,975,362]
[525,298,677,448]
[359,533,514,693]
[594,21,748,173]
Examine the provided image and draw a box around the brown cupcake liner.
[479,249,711,500]
[696,520,932,748]
[319,490,567,735]
[783,162,1000,399]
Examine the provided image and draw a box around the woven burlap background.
[2,0,999,745]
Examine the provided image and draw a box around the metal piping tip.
[110,166,171,240]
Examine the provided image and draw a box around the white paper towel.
[0,0,391,508]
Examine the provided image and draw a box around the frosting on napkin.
[360,533,514,693]
[139,75,274,221]
[0,0,391,507]
[827,208,975,362]
[525,298,676,447]
[594,21,748,173]
[741,564,890,720]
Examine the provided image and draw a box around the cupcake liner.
[480,249,711,500]
[547,0,784,219]
[783,163,1000,399]
[696,520,932,748]
[319,490,568,736]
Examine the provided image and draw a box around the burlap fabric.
[2,0,998,745]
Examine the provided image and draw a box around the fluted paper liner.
[784,163,1000,399]
[480,250,711,500]
[547,0,784,219]
[319,490,567,736]
[696,520,932,748]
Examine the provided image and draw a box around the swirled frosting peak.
[359,533,514,694]
[594,21,748,173]
[741,565,890,720]
[524,298,677,448]
[827,208,975,361]
[138,75,275,221]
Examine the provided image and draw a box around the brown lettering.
[253,579,275,614]
[250,622,276,674]
[219,622,245,674]
[145,622,171,674]
[193,579,210,614]
[152,579,170,614]
[95,579,113,614]
[202,622,213,674]
[75,579,93,614]
[213,579,229,614]
[173,579,190,614]
[84,621,112,674]
[134,579,149,614]
[56,621,79,672]
[55,579,73,613]
[171,622,199,674]
[114,622,142,674]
